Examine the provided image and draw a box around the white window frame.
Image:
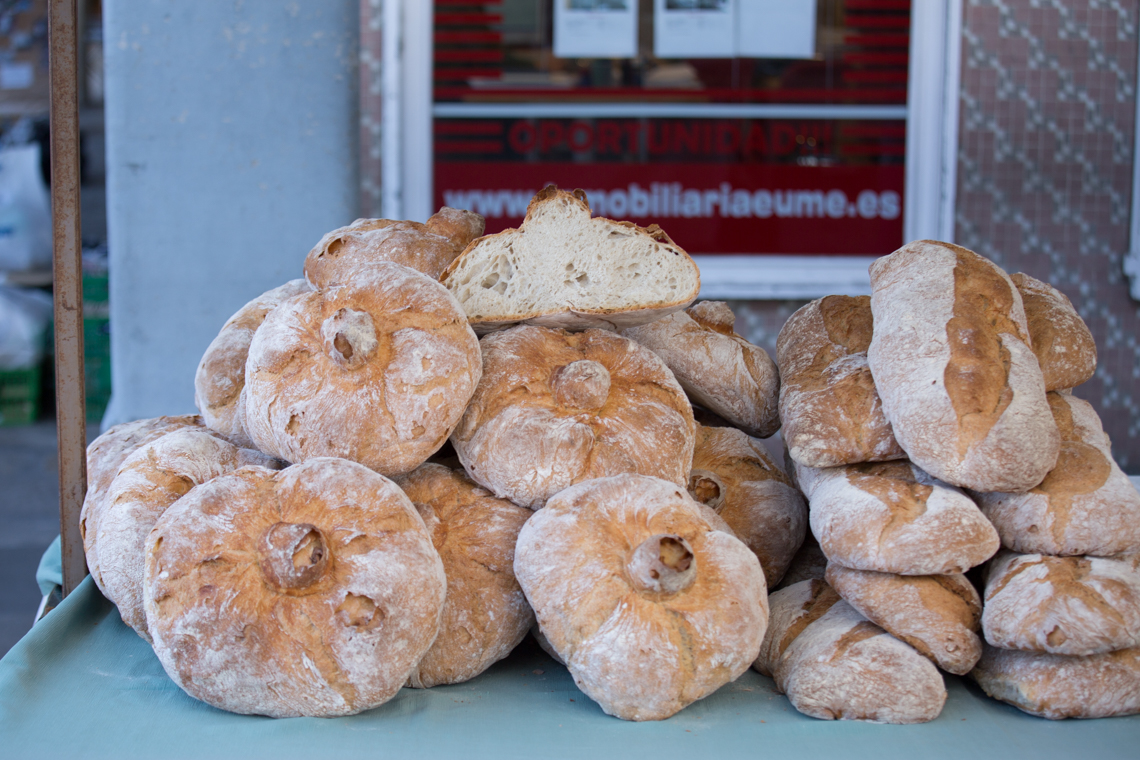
[386,0,962,299]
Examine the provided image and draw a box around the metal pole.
[49,0,87,597]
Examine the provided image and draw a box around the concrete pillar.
[102,0,359,426]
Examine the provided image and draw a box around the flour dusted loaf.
[396,463,534,688]
[80,414,205,597]
[452,325,695,509]
[825,563,983,674]
[144,457,446,718]
[982,551,1140,656]
[1011,272,1096,391]
[92,429,278,640]
[441,186,700,334]
[688,424,806,588]
[242,263,481,476]
[971,644,1140,719]
[755,580,946,723]
[975,392,1140,557]
[305,207,485,286]
[621,302,779,437]
[777,296,905,467]
[867,240,1059,492]
[194,279,311,448]
[795,459,999,575]
[515,474,767,721]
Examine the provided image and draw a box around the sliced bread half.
[440,186,700,333]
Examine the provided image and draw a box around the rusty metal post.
[49,0,87,597]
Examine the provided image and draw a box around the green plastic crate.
[0,365,42,426]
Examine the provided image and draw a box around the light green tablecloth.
[2,541,1138,759]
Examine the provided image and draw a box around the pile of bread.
[77,186,1139,724]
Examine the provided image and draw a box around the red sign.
[435,162,904,255]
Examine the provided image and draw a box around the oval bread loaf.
[452,325,695,509]
[867,240,1060,492]
[515,474,768,721]
[144,458,447,718]
[982,551,1140,656]
[777,296,905,467]
[622,301,779,438]
[194,279,311,448]
[242,263,482,476]
[1011,272,1096,391]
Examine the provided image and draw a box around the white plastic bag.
[0,284,52,369]
[0,143,52,272]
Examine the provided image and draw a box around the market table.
[2,542,1137,759]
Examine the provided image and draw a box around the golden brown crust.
[396,463,534,687]
[1011,272,1096,391]
[194,280,311,448]
[144,458,447,718]
[452,325,695,509]
[688,424,806,588]
[515,474,767,721]
[622,302,780,438]
[304,207,485,286]
[825,563,982,674]
[982,551,1140,656]
[242,263,482,476]
[777,296,905,467]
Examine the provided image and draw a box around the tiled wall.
[955,0,1140,469]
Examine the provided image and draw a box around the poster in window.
[553,0,639,59]
[653,0,737,59]
[736,0,817,59]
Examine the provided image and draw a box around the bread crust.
[305,207,485,286]
[825,563,983,674]
[622,302,780,437]
[396,463,534,688]
[1011,272,1096,391]
[688,424,806,588]
[144,458,447,718]
[92,429,279,640]
[452,325,695,509]
[514,474,767,721]
[757,581,947,723]
[441,186,700,334]
[867,241,1059,492]
[795,458,999,575]
[971,644,1140,719]
[194,280,311,448]
[242,263,482,476]
[975,393,1140,556]
[777,296,906,467]
[80,415,204,597]
[982,551,1140,656]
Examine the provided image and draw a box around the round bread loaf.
[194,279,311,448]
[452,325,695,509]
[867,241,1060,492]
[80,414,204,597]
[982,551,1140,656]
[756,580,947,723]
[621,301,780,437]
[1011,272,1096,391]
[515,474,768,721]
[975,393,1140,557]
[93,429,279,640]
[795,458,999,575]
[396,463,534,688]
[971,644,1140,719]
[688,424,806,588]
[777,296,906,468]
[144,458,446,718]
[305,207,485,286]
[825,563,983,675]
[242,263,481,476]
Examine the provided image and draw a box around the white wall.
[103,0,360,426]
